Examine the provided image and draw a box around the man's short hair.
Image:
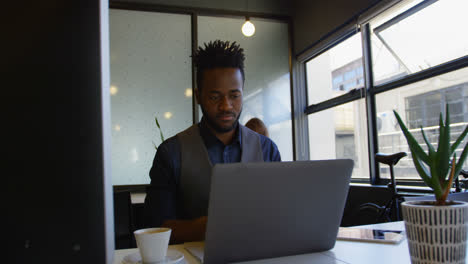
[193,40,245,92]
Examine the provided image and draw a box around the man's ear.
[194,88,201,105]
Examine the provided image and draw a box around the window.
[305,33,369,179]
[405,85,468,129]
[308,100,370,179]
[376,68,468,180]
[371,0,468,85]
[306,33,363,105]
[303,0,468,184]
[370,0,468,181]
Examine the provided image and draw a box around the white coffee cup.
[134,227,171,263]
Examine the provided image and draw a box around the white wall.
[292,0,380,54]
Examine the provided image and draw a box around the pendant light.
[242,17,255,37]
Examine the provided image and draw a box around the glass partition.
[197,16,293,161]
[109,9,192,185]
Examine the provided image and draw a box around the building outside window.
[304,0,468,183]
[405,85,468,129]
[306,33,370,179]
[371,0,468,180]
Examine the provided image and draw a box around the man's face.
[196,68,243,133]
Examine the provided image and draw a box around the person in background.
[144,40,281,244]
[245,117,269,137]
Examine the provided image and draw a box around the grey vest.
[177,124,263,219]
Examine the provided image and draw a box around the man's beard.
[200,106,242,133]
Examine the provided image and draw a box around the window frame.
[300,0,468,185]
[304,28,365,115]
[302,29,370,181]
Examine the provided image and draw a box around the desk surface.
[114,221,413,264]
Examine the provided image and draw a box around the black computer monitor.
[6,1,114,262]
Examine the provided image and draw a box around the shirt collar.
[199,117,242,147]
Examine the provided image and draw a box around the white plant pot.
[402,200,468,264]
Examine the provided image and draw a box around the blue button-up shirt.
[145,119,281,226]
[200,118,243,165]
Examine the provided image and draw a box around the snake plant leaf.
[421,126,439,191]
[436,107,450,185]
[454,141,468,179]
[394,104,466,204]
[420,126,435,157]
[428,152,442,189]
[155,116,161,129]
[451,125,468,154]
[441,154,457,201]
[393,110,429,163]
[437,112,444,153]
[435,113,445,181]
[411,150,438,193]
[429,156,445,198]
[159,130,165,143]
[155,116,165,143]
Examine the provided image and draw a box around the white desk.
[114,221,410,264]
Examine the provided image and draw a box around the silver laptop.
[186,159,354,264]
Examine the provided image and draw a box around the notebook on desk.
[185,159,354,264]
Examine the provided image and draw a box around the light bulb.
[164,112,173,119]
[185,88,193,97]
[242,19,255,37]
[110,85,118,95]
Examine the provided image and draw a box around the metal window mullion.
[191,13,199,124]
[373,0,438,34]
[288,19,299,161]
[304,88,364,115]
[362,23,380,184]
[373,55,468,95]
[293,59,310,161]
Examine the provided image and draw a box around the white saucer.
[122,249,184,264]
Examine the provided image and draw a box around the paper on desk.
[336,227,405,244]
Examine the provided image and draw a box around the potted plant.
[394,104,468,264]
[152,116,165,150]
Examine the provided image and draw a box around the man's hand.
[161,216,208,244]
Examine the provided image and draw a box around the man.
[144,40,281,244]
